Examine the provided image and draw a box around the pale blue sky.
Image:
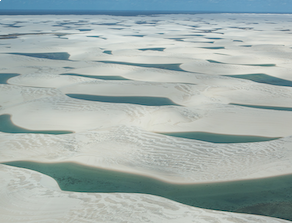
[0,0,291,13]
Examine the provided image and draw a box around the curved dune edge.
[0,164,290,223]
[1,84,292,137]
[6,68,292,108]
[1,126,292,184]
[1,95,292,137]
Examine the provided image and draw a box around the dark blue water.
[225,73,292,87]
[0,73,20,84]
[139,48,165,51]
[96,60,187,72]
[205,37,223,40]
[184,34,205,36]
[60,73,130,80]
[207,59,223,63]
[63,67,75,69]
[159,132,280,143]
[201,46,225,49]
[0,34,18,39]
[97,22,119,25]
[9,52,70,60]
[0,33,70,40]
[208,60,276,67]
[78,29,92,31]
[103,50,112,55]
[0,114,73,134]
[110,28,125,30]
[87,36,107,40]
[168,38,184,41]
[87,35,100,38]
[3,161,292,221]
[125,35,145,37]
[230,103,292,112]
[246,64,276,67]
[66,94,179,106]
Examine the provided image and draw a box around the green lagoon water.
[3,161,292,221]
[159,132,280,143]
[205,37,223,40]
[87,35,100,38]
[225,73,292,87]
[9,52,70,60]
[168,38,184,41]
[207,59,223,64]
[63,67,74,69]
[110,28,125,30]
[125,35,145,37]
[96,60,186,72]
[139,47,165,51]
[184,34,204,36]
[66,94,179,106]
[231,103,292,112]
[208,60,276,67]
[78,29,92,31]
[60,73,129,80]
[0,114,73,134]
[246,64,276,67]
[87,36,107,40]
[192,41,214,44]
[0,73,20,84]
[103,50,112,55]
[201,46,225,49]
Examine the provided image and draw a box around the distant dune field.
[1,13,292,222]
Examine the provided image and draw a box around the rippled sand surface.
[1,13,292,222]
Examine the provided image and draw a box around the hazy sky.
[0,0,292,13]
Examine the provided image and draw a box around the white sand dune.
[1,88,292,136]
[1,126,292,183]
[1,13,292,222]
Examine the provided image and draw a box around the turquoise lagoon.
[225,73,292,87]
[103,50,112,55]
[201,46,225,49]
[231,103,292,112]
[208,60,276,67]
[9,52,70,60]
[3,161,292,221]
[139,47,165,51]
[0,73,20,84]
[66,94,179,106]
[159,132,280,143]
[60,73,130,80]
[96,60,187,72]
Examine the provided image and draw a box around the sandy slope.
[1,87,292,136]
[1,127,292,183]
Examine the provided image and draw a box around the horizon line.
[0,10,292,16]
